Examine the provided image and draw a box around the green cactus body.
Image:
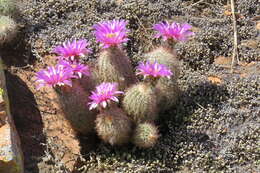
[144,46,181,111]
[123,83,158,123]
[97,46,136,90]
[95,107,132,145]
[0,0,16,16]
[132,122,159,148]
[0,16,17,45]
[143,46,180,81]
[55,80,96,135]
[156,77,180,112]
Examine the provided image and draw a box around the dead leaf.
[224,10,232,16]
[208,76,222,84]
[256,21,260,30]
[240,73,248,78]
[224,10,244,18]
[116,0,124,5]
[241,39,259,49]
[214,56,232,66]
[191,26,201,33]
[238,61,248,67]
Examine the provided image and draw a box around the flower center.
[71,64,77,68]
[106,33,117,38]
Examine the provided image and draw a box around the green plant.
[0,88,3,96]
[95,107,132,145]
[55,80,96,135]
[156,77,180,112]
[0,15,17,45]
[0,0,16,16]
[123,83,158,123]
[97,46,136,90]
[132,122,159,148]
[143,46,180,81]
[143,46,181,111]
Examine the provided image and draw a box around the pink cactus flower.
[93,19,129,48]
[153,21,195,41]
[35,65,74,90]
[136,61,173,79]
[58,59,90,79]
[53,39,91,60]
[88,82,124,110]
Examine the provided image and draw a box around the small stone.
[256,21,260,30]
[0,58,24,173]
[0,124,24,173]
[0,111,6,127]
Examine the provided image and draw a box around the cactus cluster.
[0,0,18,45]
[35,19,195,148]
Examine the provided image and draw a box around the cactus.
[156,77,180,112]
[0,0,16,16]
[79,74,97,93]
[132,122,159,148]
[143,46,180,82]
[95,107,132,145]
[123,83,158,123]
[0,15,17,45]
[97,46,136,90]
[55,80,96,135]
[143,47,181,111]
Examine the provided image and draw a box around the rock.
[0,58,24,173]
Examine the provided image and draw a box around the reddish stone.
[0,58,24,173]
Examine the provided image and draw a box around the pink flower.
[88,82,124,110]
[53,39,91,60]
[35,65,74,90]
[93,19,129,48]
[136,61,173,79]
[58,59,90,78]
[153,21,195,41]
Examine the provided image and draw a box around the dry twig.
[230,0,239,73]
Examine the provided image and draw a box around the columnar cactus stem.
[143,46,180,82]
[95,107,132,145]
[0,0,16,16]
[97,46,136,90]
[143,48,181,111]
[55,80,96,135]
[156,77,180,111]
[132,122,159,148]
[0,15,17,45]
[123,83,158,123]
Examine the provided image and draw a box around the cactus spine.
[132,122,159,148]
[95,107,132,145]
[0,15,17,45]
[97,46,136,90]
[143,46,180,81]
[123,83,158,123]
[0,0,16,16]
[156,77,180,112]
[144,46,181,111]
[79,73,97,93]
[55,80,96,135]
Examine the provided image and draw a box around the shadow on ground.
[5,71,46,173]
[72,80,229,172]
[159,81,229,132]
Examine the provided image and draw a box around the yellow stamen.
[106,33,116,38]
